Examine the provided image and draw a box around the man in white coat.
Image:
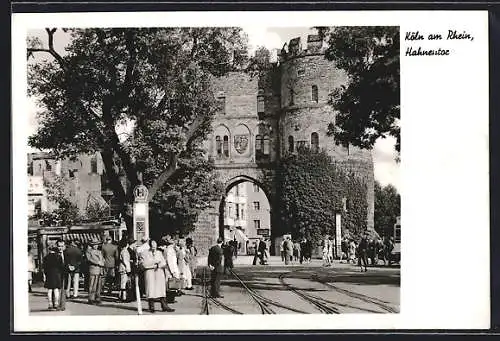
[162,235,180,304]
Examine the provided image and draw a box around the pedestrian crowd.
[279,236,313,265]
[338,234,396,272]
[32,234,199,313]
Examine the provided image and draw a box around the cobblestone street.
[29,257,400,315]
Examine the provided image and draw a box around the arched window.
[216,136,222,156]
[288,136,294,153]
[223,135,229,157]
[312,85,318,103]
[263,135,270,155]
[257,95,265,114]
[311,132,319,152]
[256,135,263,155]
[289,88,294,106]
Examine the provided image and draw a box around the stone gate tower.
[189,35,375,255]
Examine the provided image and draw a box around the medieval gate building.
[190,35,375,255]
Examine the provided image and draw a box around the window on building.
[228,204,232,218]
[312,85,318,103]
[241,208,245,220]
[297,140,308,153]
[217,97,226,114]
[289,88,294,106]
[216,136,222,156]
[90,155,98,173]
[311,132,319,152]
[263,135,270,155]
[288,136,294,153]
[253,184,260,192]
[254,220,261,230]
[298,69,305,76]
[253,201,260,211]
[45,160,52,171]
[257,95,265,114]
[235,203,240,219]
[223,135,229,157]
[234,184,240,196]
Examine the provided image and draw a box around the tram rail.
[312,270,399,313]
[229,269,310,314]
[200,267,244,315]
[278,271,340,314]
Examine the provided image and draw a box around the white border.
[12,10,490,331]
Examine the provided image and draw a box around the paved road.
[29,257,400,315]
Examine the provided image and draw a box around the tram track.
[229,269,310,314]
[312,270,399,313]
[278,271,340,314]
[200,267,244,315]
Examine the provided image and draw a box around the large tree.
[317,26,400,154]
[276,150,368,245]
[27,28,248,235]
[374,181,400,237]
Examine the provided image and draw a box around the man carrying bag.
[161,235,181,304]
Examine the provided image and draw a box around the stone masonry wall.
[193,36,376,250]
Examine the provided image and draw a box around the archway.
[218,177,273,256]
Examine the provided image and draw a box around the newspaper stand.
[133,185,149,315]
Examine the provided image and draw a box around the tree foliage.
[276,150,368,245]
[318,26,400,154]
[27,28,248,234]
[374,181,400,237]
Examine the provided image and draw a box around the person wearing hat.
[86,238,105,304]
[42,244,65,310]
[102,236,119,296]
[118,237,135,302]
[208,237,224,298]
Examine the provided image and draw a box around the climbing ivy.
[275,150,368,245]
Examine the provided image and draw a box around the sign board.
[133,185,149,202]
[133,200,149,242]
[257,229,270,237]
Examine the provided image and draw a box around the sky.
[27,27,400,191]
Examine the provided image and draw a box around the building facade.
[190,35,375,255]
[27,152,110,217]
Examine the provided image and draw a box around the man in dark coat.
[257,237,267,265]
[208,237,224,298]
[223,241,234,274]
[43,245,65,310]
[358,235,369,272]
[64,240,82,298]
[101,236,119,295]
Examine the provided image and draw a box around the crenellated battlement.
[278,34,327,62]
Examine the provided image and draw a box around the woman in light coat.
[322,237,331,267]
[139,240,174,313]
[327,237,334,265]
[177,239,193,290]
